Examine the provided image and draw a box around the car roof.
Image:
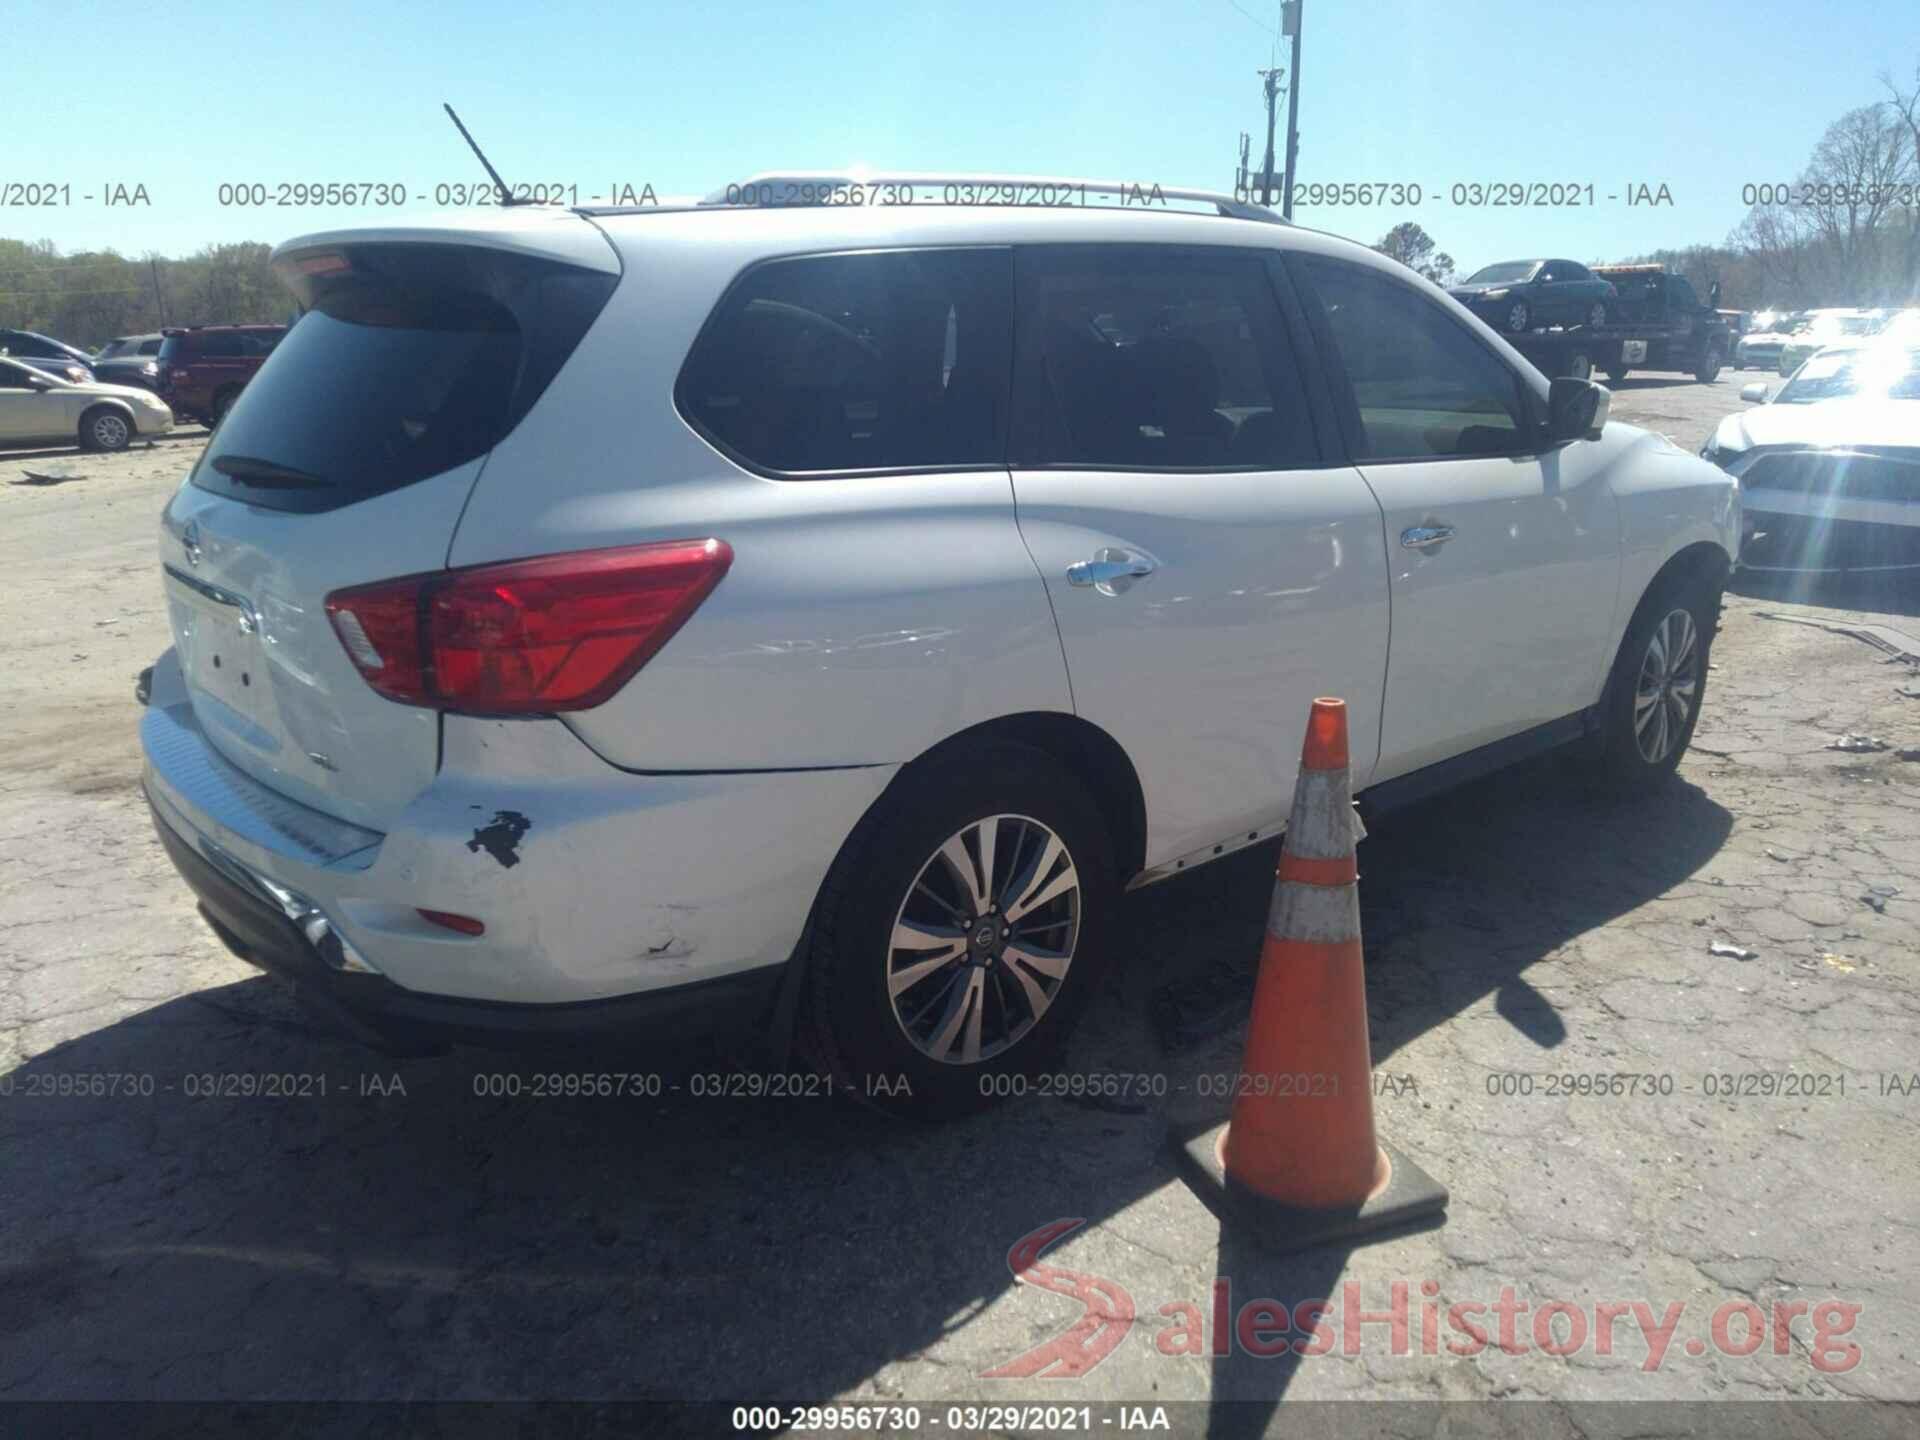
[585,196,1388,265]
[282,184,1402,280]
[163,323,286,333]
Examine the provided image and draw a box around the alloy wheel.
[1633,608,1700,763]
[886,814,1081,1065]
[92,413,129,449]
[1508,302,1530,332]
[1589,302,1606,328]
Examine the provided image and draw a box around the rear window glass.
[677,248,1012,474]
[191,244,616,514]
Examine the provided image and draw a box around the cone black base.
[1170,1122,1448,1254]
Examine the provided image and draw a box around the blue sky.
[9,0,1908,274]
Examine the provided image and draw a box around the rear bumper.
[147,795,784,1052]
[139,646,897,1022]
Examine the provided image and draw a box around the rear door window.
[190,243,617,515]
[1012,245,1317,470]
[1292,255,1537,461]
[676,248,1012,475]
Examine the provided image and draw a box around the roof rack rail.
[691,172,1285,225]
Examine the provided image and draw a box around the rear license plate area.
[166,572,280,748]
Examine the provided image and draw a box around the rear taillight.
[168,367,191,384]
[325,539,732,715]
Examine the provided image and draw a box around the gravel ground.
[0,379,1915,1429]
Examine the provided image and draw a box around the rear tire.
[1605,365,1630,383]
[209,387,240,427]
[1590,570,1719,792]
[803,741,1117,1119]
[1587,302,1607,328]
[1506,300,1532,333]
[79,406,132,453]
[1694,343,1725,384]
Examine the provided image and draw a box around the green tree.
[1373,222,1456,285]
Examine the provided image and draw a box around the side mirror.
[1547,376,1610,443]
[1708,281,1722,307]
[27,376,52,391]
[1740,382,1769,404]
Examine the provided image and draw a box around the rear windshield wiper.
[210,454,334,489]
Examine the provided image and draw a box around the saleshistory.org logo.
[979,1220,1864,1378]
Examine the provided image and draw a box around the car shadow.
[0,749,1731,1416]
[0,431,209,463]
[1602,376,1710,392]
[1732,558,1920,621]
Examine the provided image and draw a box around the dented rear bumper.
[139,647,899,1027]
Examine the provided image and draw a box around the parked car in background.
[1775,309,1880,376]
[0,328,94,383]
[1705,343,1920,571]
[1735,313,1805,371]
[155,324,289,426]
[1448,258,1617,333]
[92,333,166,393]
[1877,308,1920,345]
[0,355,175,451]
[139,182,1737,1114]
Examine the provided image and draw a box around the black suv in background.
[0,328,94,383]
[156,324,288,425]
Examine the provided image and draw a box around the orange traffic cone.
[1172,697,1447,1251]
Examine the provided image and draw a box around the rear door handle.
[1400,525,1456,551]
[1067,548,1157,596]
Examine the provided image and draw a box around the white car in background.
[1708,344,1920,571]
[1775,309,1882,376]
[1735,315,1802,371]
[0,355,176,451]
[138,177,1738,1114]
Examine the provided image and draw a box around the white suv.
[140,175,1738,1114]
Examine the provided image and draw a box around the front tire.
[79,406,132,453]
[1592,572,1718,792]
[803,742,1117,1118]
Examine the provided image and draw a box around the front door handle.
[1400,525,1456,551]
[1067,548,1157,596]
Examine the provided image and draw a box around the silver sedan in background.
[0,356,175,451]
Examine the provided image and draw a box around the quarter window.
[677,248,1012,475]
[1295,256,1534,461]
[1015,247,1316,470]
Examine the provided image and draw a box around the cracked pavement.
[0,380,1915,1425]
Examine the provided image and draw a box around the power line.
[1225,0,1279,65]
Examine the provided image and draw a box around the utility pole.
[149,257,169,328]
[1256,67,1283,206]
[1281,0,1302,220]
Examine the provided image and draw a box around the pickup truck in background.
[1503,264,1732,386]
[1588,265,1731,382]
